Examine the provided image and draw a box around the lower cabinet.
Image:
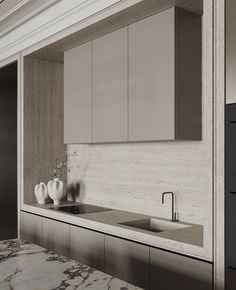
[20,211,43,246]
[105,235,149,289]
[150,247,213,290]
[20,211,213,290]
[226,267,236,290]
[42,218,69,257]
[70,225,105,271]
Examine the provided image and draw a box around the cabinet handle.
[230,191,236,194]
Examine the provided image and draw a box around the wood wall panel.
[24,57,65,204]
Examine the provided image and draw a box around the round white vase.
[47,178,64,205]
[34,182,49,204]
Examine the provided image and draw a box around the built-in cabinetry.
[70,225,105,271]
[64,42,93,144]
[150,247,212,290]
[226,267,236,290]
[20,211,212,289]
[42,218,70,257]
[20,211,43,246]
[105,235,149,289]
[129,8,201,141]
[93,27,128,143]
[64,7,201,144]
[226,104,236,289]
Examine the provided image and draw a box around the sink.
[119,218,190,233]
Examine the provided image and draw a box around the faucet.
[162,192,178,222]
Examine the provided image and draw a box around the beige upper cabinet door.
[128,8,176,141]
[129,7,201,141]
[64,41,92,143]
[93,27,128,143]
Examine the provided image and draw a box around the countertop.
[0,239,142,290]
[21,202,210,261]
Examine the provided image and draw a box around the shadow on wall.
[67,181,86,202]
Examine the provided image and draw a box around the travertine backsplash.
[67,119,212,226]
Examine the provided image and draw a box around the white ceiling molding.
[0,0,31,22]
[0,0,141,61]
[0,0,59,38]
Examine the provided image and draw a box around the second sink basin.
[119,218,190,233]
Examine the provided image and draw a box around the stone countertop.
[22,202,210,261]
[0,239,143,290]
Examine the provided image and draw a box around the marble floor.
[0,239,143,290]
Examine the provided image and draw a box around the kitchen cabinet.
[226,192,236,269]
[226,104,236,174]
[20,211,213,290]
[226,267,236,290]
[64,8,201,143]
[42,218,69,257]
[20,211,43,246]
[105,235,149,289]
[128,7,201,141]
[70,225,105,271]
[150,247,212,290]
[93,28,128,142]
[64,41,92,143]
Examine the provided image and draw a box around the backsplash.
[67,101,212,226]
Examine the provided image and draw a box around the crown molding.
[0,0,30,22]
[0,0,128,61]
[0,0,59,38]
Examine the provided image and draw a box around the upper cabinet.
[64,7,201,144]
[129,7,201,141]
[93,28,128,143]
[64,42,92,143]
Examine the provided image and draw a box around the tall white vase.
[47,178,64,205]
[34,182,49,204]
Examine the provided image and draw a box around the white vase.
[34,182,49,204]
[47,178,64,205]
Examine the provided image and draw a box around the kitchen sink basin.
[50,204,112,215]
[119,218,190,233]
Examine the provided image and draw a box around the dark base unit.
[226,267,236,290]
[226,104,236,289]
[20,211,213,290]
[105,235,150,289]
[150,247,213,290]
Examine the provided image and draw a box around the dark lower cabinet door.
[226,267,236,290]
[70,225,105,271]
[105,236,149,289]
[150,247,213,290]
[20,211,43,246]
[42,218,69,257]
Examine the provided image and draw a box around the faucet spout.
[162,192,178,222]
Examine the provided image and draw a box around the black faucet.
[162,192,178,222]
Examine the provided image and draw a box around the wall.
[24,57,65,204]
[67,0,213,259]
[0,62,17,239]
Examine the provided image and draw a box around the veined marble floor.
[0,239,143,290]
